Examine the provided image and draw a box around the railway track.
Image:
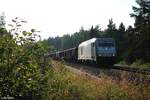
[113,64,150,75]
[64,61,150,85]
[65,62,150,75]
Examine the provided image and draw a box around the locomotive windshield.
[98,42,114,47]
[97,39,116,57]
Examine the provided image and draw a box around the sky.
[0,0,137,39]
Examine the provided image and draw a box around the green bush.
[0,26,52,99]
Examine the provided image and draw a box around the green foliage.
[89,25,101,38]
[128,0,150,62]
[0,18,52,99]
[104,19,117,41]
[105,19,117,35]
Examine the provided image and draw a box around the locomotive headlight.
[99,54,102,56]
[113,54,115,56]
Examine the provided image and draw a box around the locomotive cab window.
[92,43,95,47]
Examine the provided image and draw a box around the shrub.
[0,21,52,99]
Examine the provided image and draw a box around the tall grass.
[48,61,150,100]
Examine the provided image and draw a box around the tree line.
[47,0,150,64]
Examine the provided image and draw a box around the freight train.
[50,38,116,65]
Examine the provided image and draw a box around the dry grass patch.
[50,60,150,100]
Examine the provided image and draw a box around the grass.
[130,60,150,68]
[119,60,150,68]
[48,60,150,100]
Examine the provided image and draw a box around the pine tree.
[89,25,100,39]
[105,18,117,38]
[130,0,150,61]
[117,22,126,58]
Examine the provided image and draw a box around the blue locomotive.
[78,38,116,65]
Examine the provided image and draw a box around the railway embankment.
[51,60,150,99]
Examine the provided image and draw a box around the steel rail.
[113,64,150,75]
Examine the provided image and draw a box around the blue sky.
[0,0,136,39]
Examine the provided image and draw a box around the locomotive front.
[96,38,116,64]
